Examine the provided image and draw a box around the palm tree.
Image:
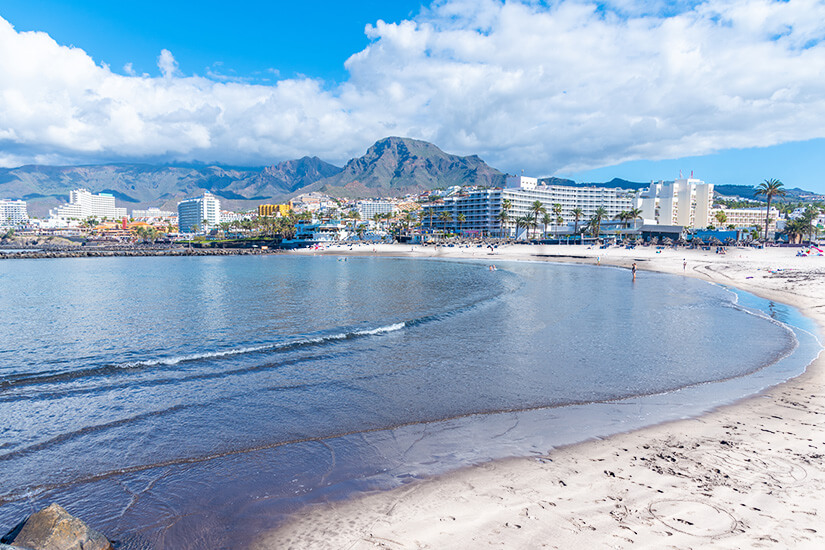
[614,211,630,229]
[570,208,584,238]
[528,200,546,239]
[495,210,509,238]
[588,207,608,239]
[438,211,453,235]
[627,207,643,228]
[714,211,727,227]
[755,178,785,242]
[541,212,552,239]
[456,213,466,235]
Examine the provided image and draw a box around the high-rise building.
[0,199,29,228]
[48,189,128,225]
[177,193,221,233]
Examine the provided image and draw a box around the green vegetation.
[755,178,786,241]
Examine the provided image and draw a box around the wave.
[0,322,408,392]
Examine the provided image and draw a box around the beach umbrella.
[662,237,673,245]
[693,238,705,246]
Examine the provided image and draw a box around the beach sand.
[257,243,825,549]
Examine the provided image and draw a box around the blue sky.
[1,0,425,82]
[1,0,825,194]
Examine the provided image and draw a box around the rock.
[1,503,113,550]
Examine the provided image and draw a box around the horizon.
[1,1,825,193]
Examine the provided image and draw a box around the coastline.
[259,243,825,549]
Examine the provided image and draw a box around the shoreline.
[259,243,825,549]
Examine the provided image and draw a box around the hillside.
[0,158,342,217]
[305,137,505,198]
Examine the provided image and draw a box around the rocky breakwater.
[1,503,112,550]
[0,246,282,260]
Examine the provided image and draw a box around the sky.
[1,0,825,193]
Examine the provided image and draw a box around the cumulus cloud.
[1,0,825,175]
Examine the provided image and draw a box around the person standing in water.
[632,262,637,281]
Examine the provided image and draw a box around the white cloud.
[1,1,825,176]
[157,49,179,78]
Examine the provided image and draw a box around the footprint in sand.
[649,499,737,537]
[690,448,807,485]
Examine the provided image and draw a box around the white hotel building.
[422,176,634,235]
[356,200,397,220]
[177,192,221,234]
[0,199,29,228]
[636,178,714,228]
[48,189,128,226]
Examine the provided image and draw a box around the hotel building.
[710,206,780,235]
[48,189,128,225]
[177,192,221,234]
[635,178,713,229]
[422,176,633,235]
[131,207,175,221]
[356,200,397,221]
[0,199,29,228]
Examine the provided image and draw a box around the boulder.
[0,503,113,550]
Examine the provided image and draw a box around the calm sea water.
[0,255,816,548]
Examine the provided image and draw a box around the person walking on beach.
[683,258,687,271]
[631,262,637,281]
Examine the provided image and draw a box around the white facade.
[132,207,175,220]
[356,200,397,221]
[636,178,713,229]
[221,210,255,224]
[48,189,127,225]
[711,207,780,234]
[0,199,29,228]
[177,193,221,233]
[422,180,633,236]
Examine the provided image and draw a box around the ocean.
[0,255,819,548]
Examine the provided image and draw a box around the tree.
[754,178,785,241]
[614,211,630,229]
[570,208,584,238]
[456,213,466,235]
[528,200,546,239]
[628,207,643,227]
[714,211,728,226]
[438,211,453,234]
[588,207,608,238]
[552,203,562,237]
[495,210,509,238]
[541,212,552,239]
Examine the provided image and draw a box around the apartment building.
[177,192,221,234]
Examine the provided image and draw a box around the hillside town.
[1,174,823,250]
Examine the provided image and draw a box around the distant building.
[0,199,29,228]
[258,204,291,217]
[177,192,221,234]
[221,210,255,224]
[636,178,713,229]
[48,189,128,225]
[131,207,175,221]
[356,200,397,221]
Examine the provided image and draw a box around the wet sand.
[259,243,825,549]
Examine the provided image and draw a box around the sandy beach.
[258,243,825,549]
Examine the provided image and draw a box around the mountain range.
[1,136,821,217]
[0,137,506,216]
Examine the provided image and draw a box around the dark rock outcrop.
[1,503,112,550]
